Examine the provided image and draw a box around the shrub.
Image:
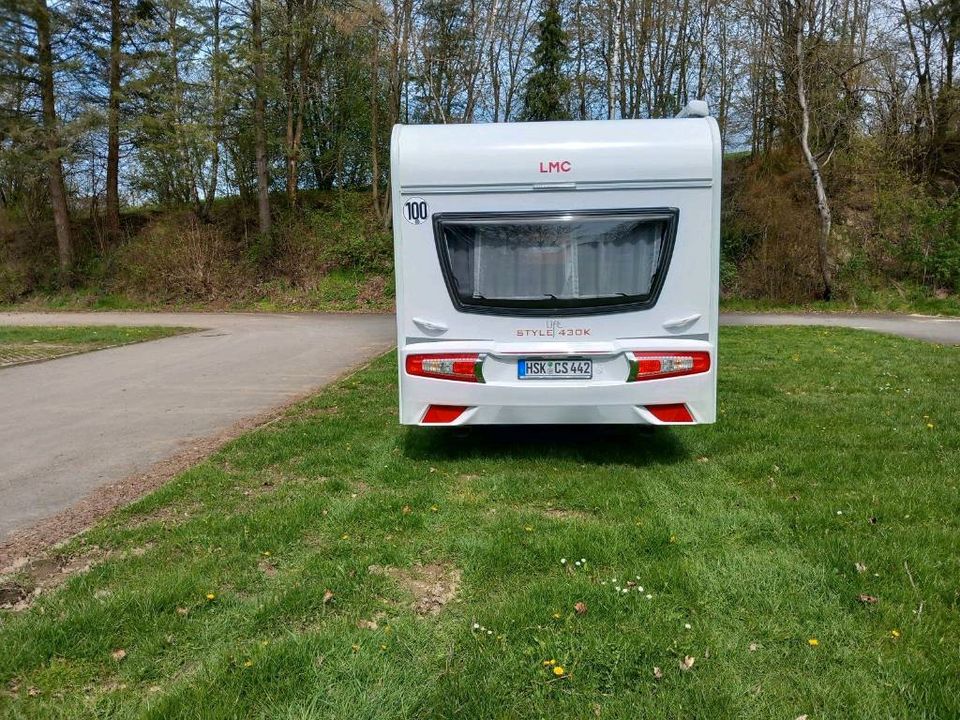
[112,213,254,302]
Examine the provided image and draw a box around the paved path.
[0,312,394,541]
[720,312,960,345]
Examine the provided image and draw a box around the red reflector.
[406,353,482,382]
[628,351,711,381]
[422,405,468,424]
[646,403,694,423]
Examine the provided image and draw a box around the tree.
[105,0,122,238]
[31,0,73,282]
[251,0,271,234]
[521,0,571,120]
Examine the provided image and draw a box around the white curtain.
[443,217,665,302]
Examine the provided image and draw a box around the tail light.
[405,353,485,382]
[627,351,710,381]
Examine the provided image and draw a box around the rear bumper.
[398,340,716,426]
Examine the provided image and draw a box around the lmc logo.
[538,160,571,174]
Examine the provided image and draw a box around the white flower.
[472,623,480,630]
[645,594,653,600]
[637,586,644,592]
[836,510,843,515]
[575,561,581,567]
[486,630,492,635]
[560,558,567,565]
[581,558,587,564]
[621,588,629,594]
[684,623,692,630]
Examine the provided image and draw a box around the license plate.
[518,358,593,380]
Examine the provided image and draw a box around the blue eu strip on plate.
[518,359,527,377]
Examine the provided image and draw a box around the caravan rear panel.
[391,117,721,426]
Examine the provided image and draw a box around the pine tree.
[520,0,570,121]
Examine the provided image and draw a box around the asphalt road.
[0,312,395,541]
[0,309,956,543]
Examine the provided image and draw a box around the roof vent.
[676,100,710,118]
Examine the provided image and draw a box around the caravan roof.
[392,118,719,193]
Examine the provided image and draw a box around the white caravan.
[390,104,721,426]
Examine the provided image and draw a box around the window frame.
[431,207,680,317]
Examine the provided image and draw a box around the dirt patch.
[539,507,593,521]
[125,503,198,530]
[0,548,110,611]
[368,562,461,616]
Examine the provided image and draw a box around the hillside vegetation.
[0,191,394,312]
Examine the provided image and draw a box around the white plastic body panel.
[391,118,722,426]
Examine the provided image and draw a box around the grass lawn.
[0,326,187,368]
[1,327,957,718]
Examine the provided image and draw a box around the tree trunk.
[34,0,72,283]
[252,0,271,235]
[105,0,121,239]
[203,0,223,219]
[284,0,296,205]
[795,25,832,300]
[370,18,381,220]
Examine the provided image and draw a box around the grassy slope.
[0,327,957,719]
[0,326,187,366]
[720,291,960,317]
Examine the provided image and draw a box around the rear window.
[434,209,678,315]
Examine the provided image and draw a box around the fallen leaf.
[857,593,878,604]
[148,685,161,693]
[28,687,40,697]
[855,562,867,574]
[322,589,334,604]
[796,715,809,720]
[749,642,758,652]
[111,649,127,662]
[869,516,878,525]
[356,619,378,630]
[679,655,695,671]
[176,606,189,616]
[402,505,412,515]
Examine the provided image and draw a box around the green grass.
[0,325,188,367]
[1,327,958,718]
